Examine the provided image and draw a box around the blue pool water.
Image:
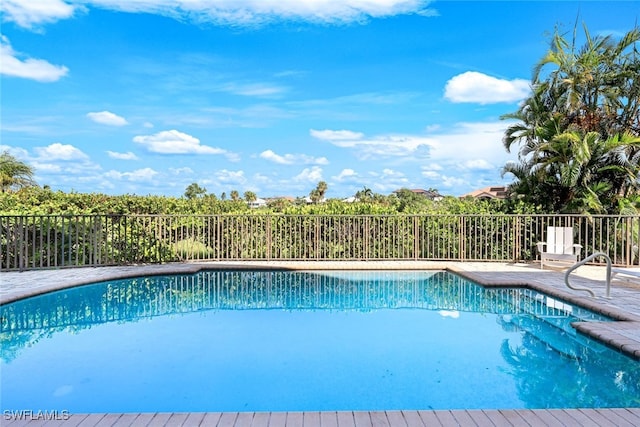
[1,270,639,412]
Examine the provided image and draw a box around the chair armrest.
[536,242,546,252]
[572,244,582,256]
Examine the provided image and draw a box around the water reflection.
[0,270,609,361]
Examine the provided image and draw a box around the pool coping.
[2,261,640,361]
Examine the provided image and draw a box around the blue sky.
[1,1,639,199]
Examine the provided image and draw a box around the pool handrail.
[564,251,612,298]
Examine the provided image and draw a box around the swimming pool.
[1,270,639,412]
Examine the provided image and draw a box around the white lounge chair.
[610,268,640,286]
[536,226,582,270]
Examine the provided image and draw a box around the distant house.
[394,188,444,201]
[248,198,267,208]
[461,186,508,200]
[304,196,326,204]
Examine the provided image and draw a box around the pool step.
[505,314,603,360]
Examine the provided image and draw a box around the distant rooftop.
[461,186,508,200]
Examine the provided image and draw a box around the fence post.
[413,216,419,260]
[513,216,520,262]
[267,216,272,261]
[458,216,465,261]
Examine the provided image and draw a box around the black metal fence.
[1,214,639,270]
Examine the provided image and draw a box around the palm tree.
[502,24,640,213]
[355,186,373,202]
[309,181,328,203]
[0,151,36,192]
[184,182,207,200]
[243,191,257,203]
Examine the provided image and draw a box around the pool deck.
[2,260,640,426]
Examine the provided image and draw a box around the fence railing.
[1,214,639,270]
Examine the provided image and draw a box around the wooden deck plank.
[217,412,240,427]
[77,414,108,427]
[449,410,477,426]
[181,413,205,427]
[145,413,172,427]
[399,411,424,427]
[200,412,223,426]
[416,410,442,426]
[336,411,355,427]
[433,410,460,427]
[165,413,190,427]
[513,409,551,427]
[559,409,598,427]
[577,409,621,427]
[93,413,122,427]
[353,411,371,427]
[251,412,270,427]
[233,412,254,427]
[499,409,529,426]
[110,414,142,427]
[40,414,88,427]
[128,413,155,427]
[319,411,339,427]
[286,412,304,427]
[594,408,637,427]
[268,412,287,427]
[609,408,640,425]
[482,409,512,427]
[4,420,29,427]
[302,411,321,427]
[464,409,492,426]
[384,411,406,427]
[546,409,595,427]
[369,411,390,427]
[520,409,563,426]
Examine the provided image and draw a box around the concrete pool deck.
[2,261,640,426]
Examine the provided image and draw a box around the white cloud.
[214,169,246,184]
[259,149,328,165]
[333,168,357,181]
[107,151,138,160]
[422,163,442,171]
[0,36,68,82]
[427,121,513,164]
[133,129,238,160]
[87,111,128,126]
[368,168,408,192]
[32,162,62,173]
[421,170,440,180]
[222,82,287,97]
[310,129,364,141]
[170,167,193,175]
[462,159,494,170]
[3,0,435,28]
[294,166,323,182]
[311,128,434,160]
[1,0,76,28]
[441,175,467,188]
[105,168,159,182]
[444,71,530,104]
[34,143,88,161]
[0,145,30,159]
